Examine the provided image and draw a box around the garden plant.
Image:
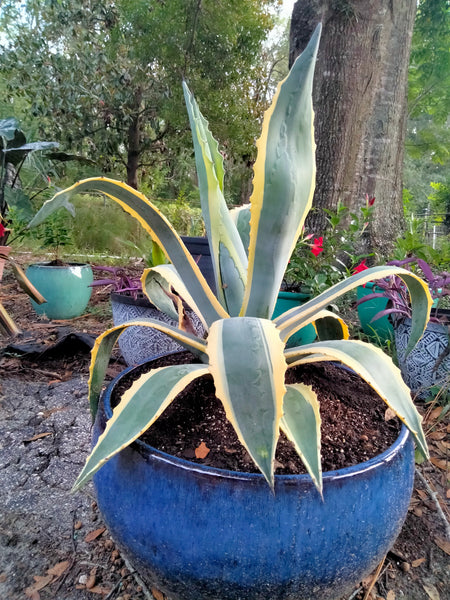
[28,25,433,599]
[28,22,431,493]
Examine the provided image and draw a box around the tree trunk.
[289,0,416,254]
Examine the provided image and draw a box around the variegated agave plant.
[29,25,430,494]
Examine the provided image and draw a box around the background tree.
[0,0,279,201]
[404,0,450,216]
[289,0,417,254]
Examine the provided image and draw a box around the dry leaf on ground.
[88,585,111,595]
[434,537,450,555]
[152,588,165,600]
[385,407,396,421]
[423,582,440,600]
[47,560,70,577]
[84,527,106,542]
[195,441,210,459]
[411,557,426,568]
[430,457,448,470]
[86,567,97,589]
[23,432,53,443]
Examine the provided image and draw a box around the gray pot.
[394,313,450,397]
[111,293,202,366]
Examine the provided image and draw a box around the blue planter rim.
[102,352,410,486]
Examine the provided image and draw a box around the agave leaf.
[183,83,248,315]
[208,317,286,487]
[28,178,228,327]
[285,339,429,460]
[89,319,207,419]
[142,264,208,331]
[74,364,208,491]
[229,204,251,256]
[281,383,322,494]
[314,310,349,341]
[0,300,21,336]
[240,24,321,319]
[275,266,432,356]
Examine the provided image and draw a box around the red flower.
[354,259,369,273]
[310,237,323,257]
[0,223,5,238]
[365,193,375,207]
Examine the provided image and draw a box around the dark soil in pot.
[111,352,401,475]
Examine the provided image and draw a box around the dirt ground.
[0,254,449,600]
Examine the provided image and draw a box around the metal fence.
[415,211,450,249]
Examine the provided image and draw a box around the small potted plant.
[29,26,431,600]
[358,257,450,396]
[26,211,93,320]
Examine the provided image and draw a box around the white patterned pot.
[394,312,450,398]
[111,293,204,366]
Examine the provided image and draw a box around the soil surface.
[115,354,401,474]
[0,253,449,600]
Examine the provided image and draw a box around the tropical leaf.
[74,364,208,490]
[207,317,286,487]
[240,24,321,319]
[28,178,227,326]
[284,339,429,460]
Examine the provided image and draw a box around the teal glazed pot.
[357,282,393,342]
[26,262,93,319]
[273,291,316,348]
[92,355,415,600]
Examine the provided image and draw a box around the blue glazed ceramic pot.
[26,262,93,320]
[93,356,415,600]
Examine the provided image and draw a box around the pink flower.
[0,223,5,238]
[354,259,369,274]
[311,237,323,257]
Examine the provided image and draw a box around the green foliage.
[404,0,450,215]
[155,192,204,237]
[0,0,279,200]
[36,211,73,261]
[286,201,376,296]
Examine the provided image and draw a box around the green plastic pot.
[357,282,393,342]
[26,262,93,320]
[273,291,316,348]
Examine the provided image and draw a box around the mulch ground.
[0,253,449,600]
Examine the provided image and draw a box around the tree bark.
[289,0,416,254]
